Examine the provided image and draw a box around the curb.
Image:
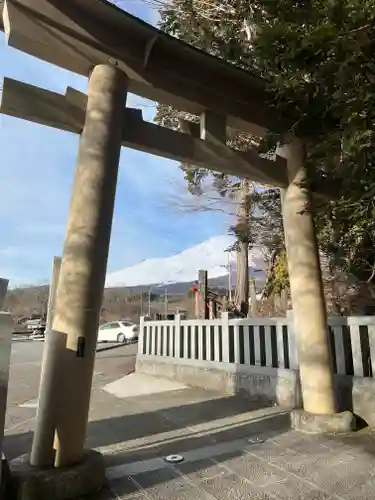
[96,343,125,353]
[11,339,133,351]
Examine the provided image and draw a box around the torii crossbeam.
[0,77,287,186]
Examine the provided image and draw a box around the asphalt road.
[4,340,138,435]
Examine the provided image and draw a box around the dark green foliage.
[156,0,375,293]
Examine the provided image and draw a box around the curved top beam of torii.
[0,0,277,137]
[0,0,334,194]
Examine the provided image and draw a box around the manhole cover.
[164,454,184,464]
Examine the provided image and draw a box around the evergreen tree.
[156,0,375,310]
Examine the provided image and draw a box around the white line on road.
[19,399,38,409]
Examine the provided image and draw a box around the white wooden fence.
[139,313,375,378]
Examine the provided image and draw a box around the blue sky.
[0,0,228,286]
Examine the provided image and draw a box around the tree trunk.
[235,181,250,316]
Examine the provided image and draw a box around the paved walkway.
[5,368,375,500]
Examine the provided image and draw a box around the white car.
[97,321,139,344]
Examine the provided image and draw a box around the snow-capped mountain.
[106,235,266,288]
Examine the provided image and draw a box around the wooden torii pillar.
[279,136,354,433]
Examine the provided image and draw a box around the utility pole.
[148,283,159,318]
[148,285,153,318]
[140,287,144,317]
[164,287,168,317]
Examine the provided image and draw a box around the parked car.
[24,317,46,337]
[97,321,139,344]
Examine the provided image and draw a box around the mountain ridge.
[106,235,267,289]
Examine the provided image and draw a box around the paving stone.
[340,475,375,500]
[323,430,375,457]
[77,484,117,500]
[176,458,274,500]
[304,460,373,497]
[106,475,140,499]
[262,478,335,500]
[272,434,332,455]
[8,344,375,500]
[249,442,355,481]
[215,451,289,487]
[129,466,213,500]
[248,443,304,469]
[176,458,226,481]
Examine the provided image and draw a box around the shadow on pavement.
[93,410,290,466]
[85,394,287,448]
[4,392,290,462]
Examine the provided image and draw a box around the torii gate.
[0,0,352,497]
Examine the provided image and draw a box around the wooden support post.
[198,270,209,319]
[31,256,61,466]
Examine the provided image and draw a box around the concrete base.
[335,375,375,428]
[290,409,356,434]
[9,449,105,500]
[136,355,375,428]
[136,355,302,408]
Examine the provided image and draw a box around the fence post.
[276,322,285,369]
[368,322,375,378]
[350,324,363,376]
[264,325,273,367]
[138,316,145,355]
[287,310,299,369]
[254,325,261,366]
[175,314,181,358]
[221,311,230,362]
[332,323,346,375]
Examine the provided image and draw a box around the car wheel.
[117,333,126,344]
